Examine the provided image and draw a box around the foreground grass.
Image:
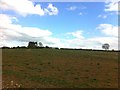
[2,49,118,88]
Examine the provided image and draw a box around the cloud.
[98,14,107,19]
[67,6,77,11]
[62,35,118,50]
[104,1,118,14]
[44,4,58,15]
[0,0,58,16]
[67,30,84,39]
[67,5,87,11]
[96,24,118,37]
[0,14,60,47]
[104,0,119,3]
[98,1,118,19]
[0,14,118,50]
[79,12,87,16]
[87,37,118,50]
[65,31,97,49]
[63,23,118,50]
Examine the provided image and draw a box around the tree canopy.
[102,43,110,50]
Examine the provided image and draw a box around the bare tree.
[102,43,110,50]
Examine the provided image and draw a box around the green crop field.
[2,48,118,88]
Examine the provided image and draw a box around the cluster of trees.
[27,42,43,48]
[1,42,44,49]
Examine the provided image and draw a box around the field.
[2,48,118,88]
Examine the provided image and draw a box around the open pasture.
[2,49,118,88]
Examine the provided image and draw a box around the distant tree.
[39,42,43,47]
[102,43,110,50]
[45,46,49,48]
[17,46,20,48]
[20,46,27,48]
[28,42,37,48]
[2,46,10,49]
[112,49,114,51]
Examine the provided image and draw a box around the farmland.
[2,48,118,88]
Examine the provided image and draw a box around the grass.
[2,48,118,88]
[30,76,67,86]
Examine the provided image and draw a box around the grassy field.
[2,48,118,88]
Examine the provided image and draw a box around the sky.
[0,0,119,50]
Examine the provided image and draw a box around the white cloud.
[0,0,58,16]
[0,14,118,50]
[67,5,87,11]
[67,6,77,11]
[0,16,52,38]
[0,14,60,47]
[67,30,84,39]
[63,23,118,50]
[104,1,118,13]
[98,1,118,19]
[43,37,61,46]
[87,37,118,50]
[96,24,118,37]
[104,0,119,3]
[44,4,58,15]
[65,31,97,49]
[79,12,87,16]
[61,35,118,50]
[98,14,107,19]
[0,14,15,25]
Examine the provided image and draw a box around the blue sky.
[18,2,117,36]
[0,0,119,50]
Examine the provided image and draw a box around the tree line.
[1,42,52,49]
[1,41,114,51]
